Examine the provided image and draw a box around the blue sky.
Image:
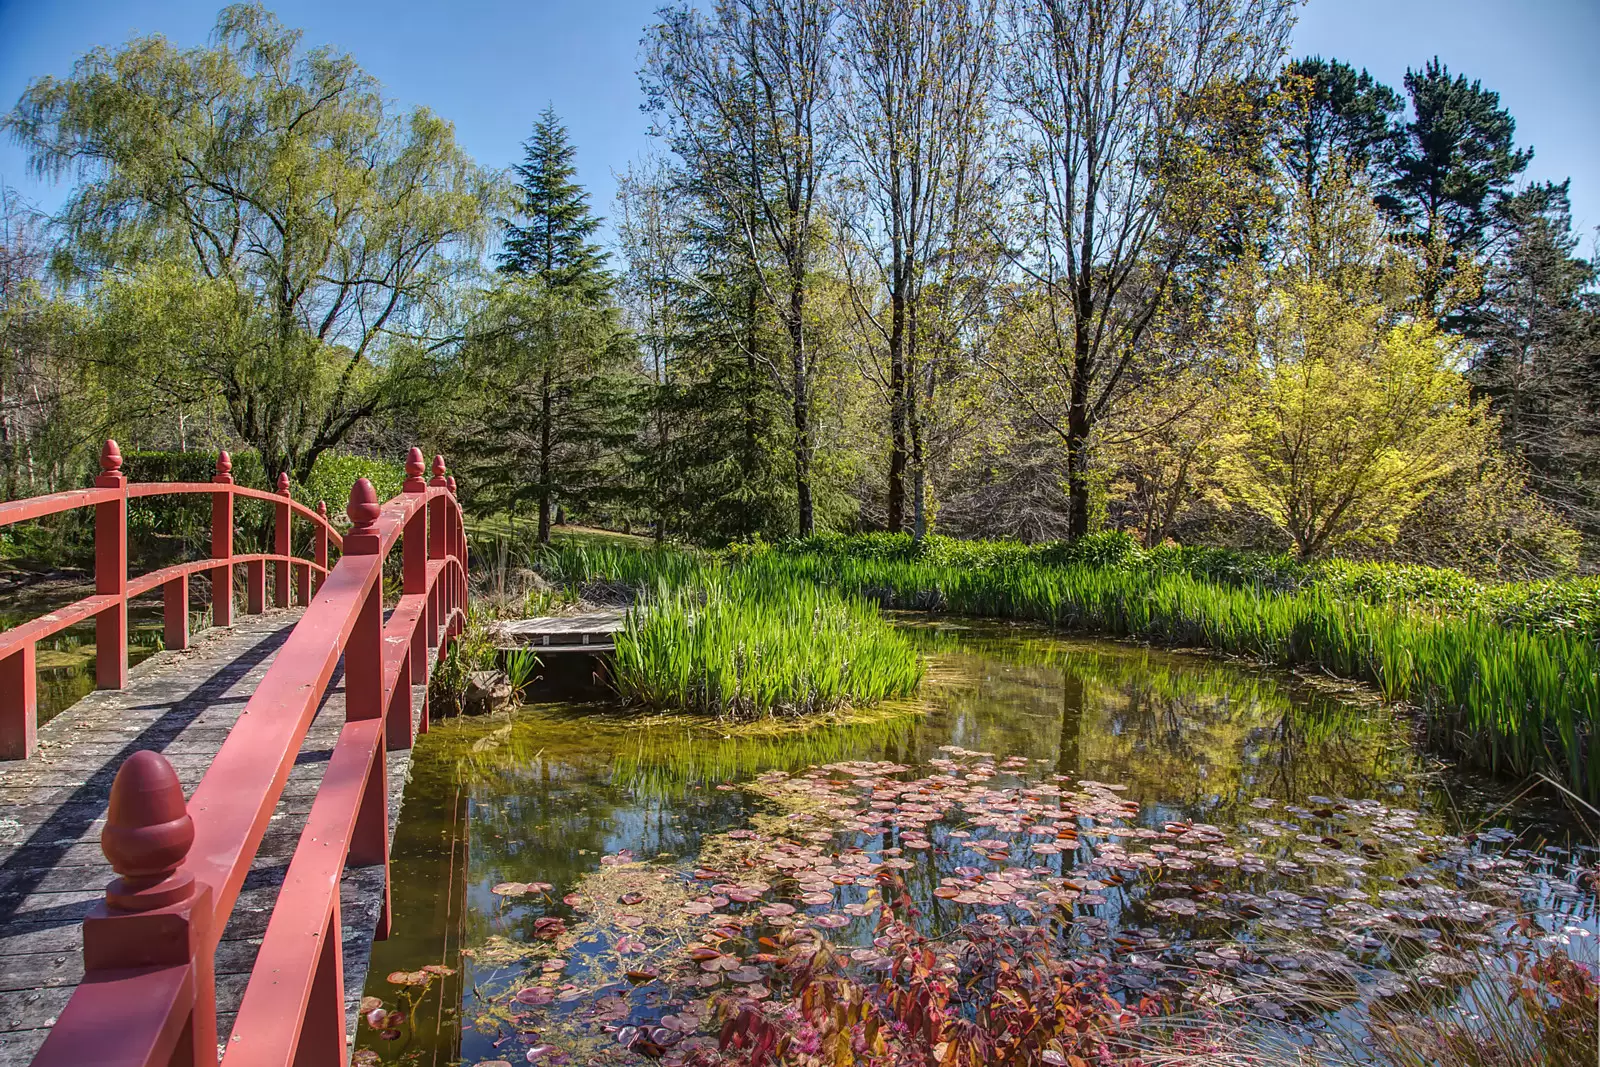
[1,0,1595,243]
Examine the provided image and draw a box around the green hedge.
[123,450,405,512]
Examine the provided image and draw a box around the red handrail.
[0,442,344,760]
[28,447,469,1067]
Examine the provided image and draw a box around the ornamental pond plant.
[363,746,1597,1067]
[610,571,925,720]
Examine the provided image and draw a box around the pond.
[0,582,166,725]
[356,619,1597,1066]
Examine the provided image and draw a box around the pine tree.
[1379,58,1532,312]
[454,108,637,543]
[499,107,610,292]
[1472,181,1600,543]
[1274,57,1404,199]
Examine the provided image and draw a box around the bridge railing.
[24,447,469,1067]
[0,441,344,759]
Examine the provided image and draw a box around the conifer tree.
[1380,59,1532,314]
[455,108,637,542]
[1472,181,1600,542]
[1273,57,1403,200]
[499,106,610,292]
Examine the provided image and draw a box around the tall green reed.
[772,551,1600,802]
[610,570,923,720]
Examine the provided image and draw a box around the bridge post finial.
[214,451,234,485]
[66,750,219,1067]
[276,472,291,495]
[100,750,195,912]
[345,478,382,555]
[430,454,447,488]
[446,475,457,495]
[404,447,427,493]
[96,440,125,488]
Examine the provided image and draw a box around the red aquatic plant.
[703,895,1160,1067]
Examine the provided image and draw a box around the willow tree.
[3,3,495,484]
[996,0,1292,539]
[643,0,838,536]
[837,0,998,537]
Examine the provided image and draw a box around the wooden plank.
[492,611,626,639]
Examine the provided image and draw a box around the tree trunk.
[744,282,761,494]
[537,362,553,544]
[793,389,814,538]
[790,283,814,538]
[908,299,927,542]
[886,252,908,533]
[910,425,926,541]
[1066,359,1093,540]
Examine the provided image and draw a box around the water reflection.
[358,620,1585,1066]
[0,598,165,725]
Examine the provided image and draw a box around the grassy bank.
[531,537,1600,803]
[784,531,1600,643]
[772,547,1599,803]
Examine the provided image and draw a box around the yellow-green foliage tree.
[1227,295,1489,557]
[1223,170,1493,557]
[1102,369,1242,547]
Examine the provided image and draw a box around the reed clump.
[609,571,924,720]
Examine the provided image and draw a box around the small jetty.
[489,612,629,698]
[490,611,627,653]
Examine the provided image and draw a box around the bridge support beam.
[0,643,37,759]
[274,473,292,609]
[164,576,190,652]
[212,453,235,628]
[94,440,128,690]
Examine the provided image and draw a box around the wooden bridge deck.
[0,611,421,1066]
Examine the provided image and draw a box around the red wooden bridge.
[0,442,468,1067]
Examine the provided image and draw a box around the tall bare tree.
[996,0,1292,537]
[837,0,999,536]
[644,0,838,535]
[616,158,692,541]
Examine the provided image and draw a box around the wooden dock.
[0,611,419,1065]
[490,611,627,653]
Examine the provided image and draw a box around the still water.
[0,589,165,725]
[357,620,1595,1066]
